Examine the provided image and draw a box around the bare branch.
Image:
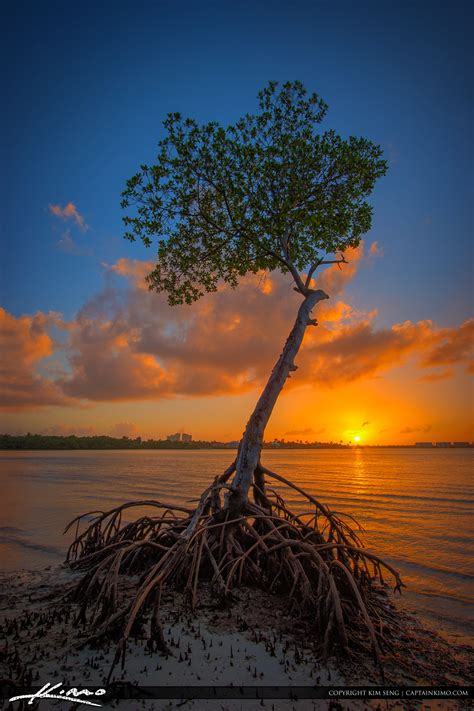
[305,254,348,288]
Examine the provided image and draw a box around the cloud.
[0,308,72,410]
[1,240,472,411]
[368,241,383,257]
[313,244,364,296]
[284,427,325,437]
[49,202,88,231]
[400,424,432,435]
[109,259,153,289]
[54,304,472,407]
[55,246,448,402]
[299,317,473,387]
[58,246,368,403]
[39,424,98,436]
[317,300,354,323]
[109,421,140,438]
[421,319,474,368]
[361,421,370,427]
[57,229,92,256]
[418,370,453,382]
[58,317,172,401]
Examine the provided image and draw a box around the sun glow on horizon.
[354,435,361,442]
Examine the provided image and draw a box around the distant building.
[167,432,181,442]
[452,442,470,448]
[181,433,192,442]
[415,442,434,448]
[435,442,451,448]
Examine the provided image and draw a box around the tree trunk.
[226,287,329,515]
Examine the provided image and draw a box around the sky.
[1,0,473,444]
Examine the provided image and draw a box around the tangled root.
[64,462,405,681]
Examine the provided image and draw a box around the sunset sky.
[1,1,472,444]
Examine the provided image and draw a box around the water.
[0,449,472,644]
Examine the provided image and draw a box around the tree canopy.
[121,81,387,305]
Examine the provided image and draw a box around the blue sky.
[2,0,472,326]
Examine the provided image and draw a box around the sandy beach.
[1,566,472,711]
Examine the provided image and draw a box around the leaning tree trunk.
[226,287,329,515]
[65,279,405,675]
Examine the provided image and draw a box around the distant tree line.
[0,434,352,450]
[0,434,206,450]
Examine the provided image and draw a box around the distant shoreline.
[1,434,472,450]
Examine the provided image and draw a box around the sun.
[354,435,361,443]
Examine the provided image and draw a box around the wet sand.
[0,567,472,710]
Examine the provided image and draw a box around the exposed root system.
[65,463,405,681]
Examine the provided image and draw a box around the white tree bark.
[226,288,329,514]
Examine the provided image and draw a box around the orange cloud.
[39,424,98,436]
[310,244,364,295]
[109,421,140,438]
[0,308,71,410]
[284,427,325,437]
[109,258,153,289]
[299,318,473,386]
[49,202,88,230]
[58,317,171,401]
[368,240,383,257]
[54,252,472,403]
[421,319,474,368]
[58,290,264,402]
[1,245,472,414]
[399,424,432,435]
[418,370,453,382]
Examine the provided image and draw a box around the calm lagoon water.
[0,448,472,643]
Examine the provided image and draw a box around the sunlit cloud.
[421,319,474,368]
[284,427,325,437]
[368,240,383,257]
[58,248,472,401]
[109,421,140,438]
[400,424,432,435]
[39,424,98,436]
[418,370,453,382]
[58,318,172,402]
[109,258,153,289]
[0,241,472,419]
[312,244,363,295]
[0,307,72,410]
[300,318,473,387]
[49,202,88,231]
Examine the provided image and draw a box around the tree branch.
[193,167,304,288]
[283,259,307,295]
[305,254,347,288]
